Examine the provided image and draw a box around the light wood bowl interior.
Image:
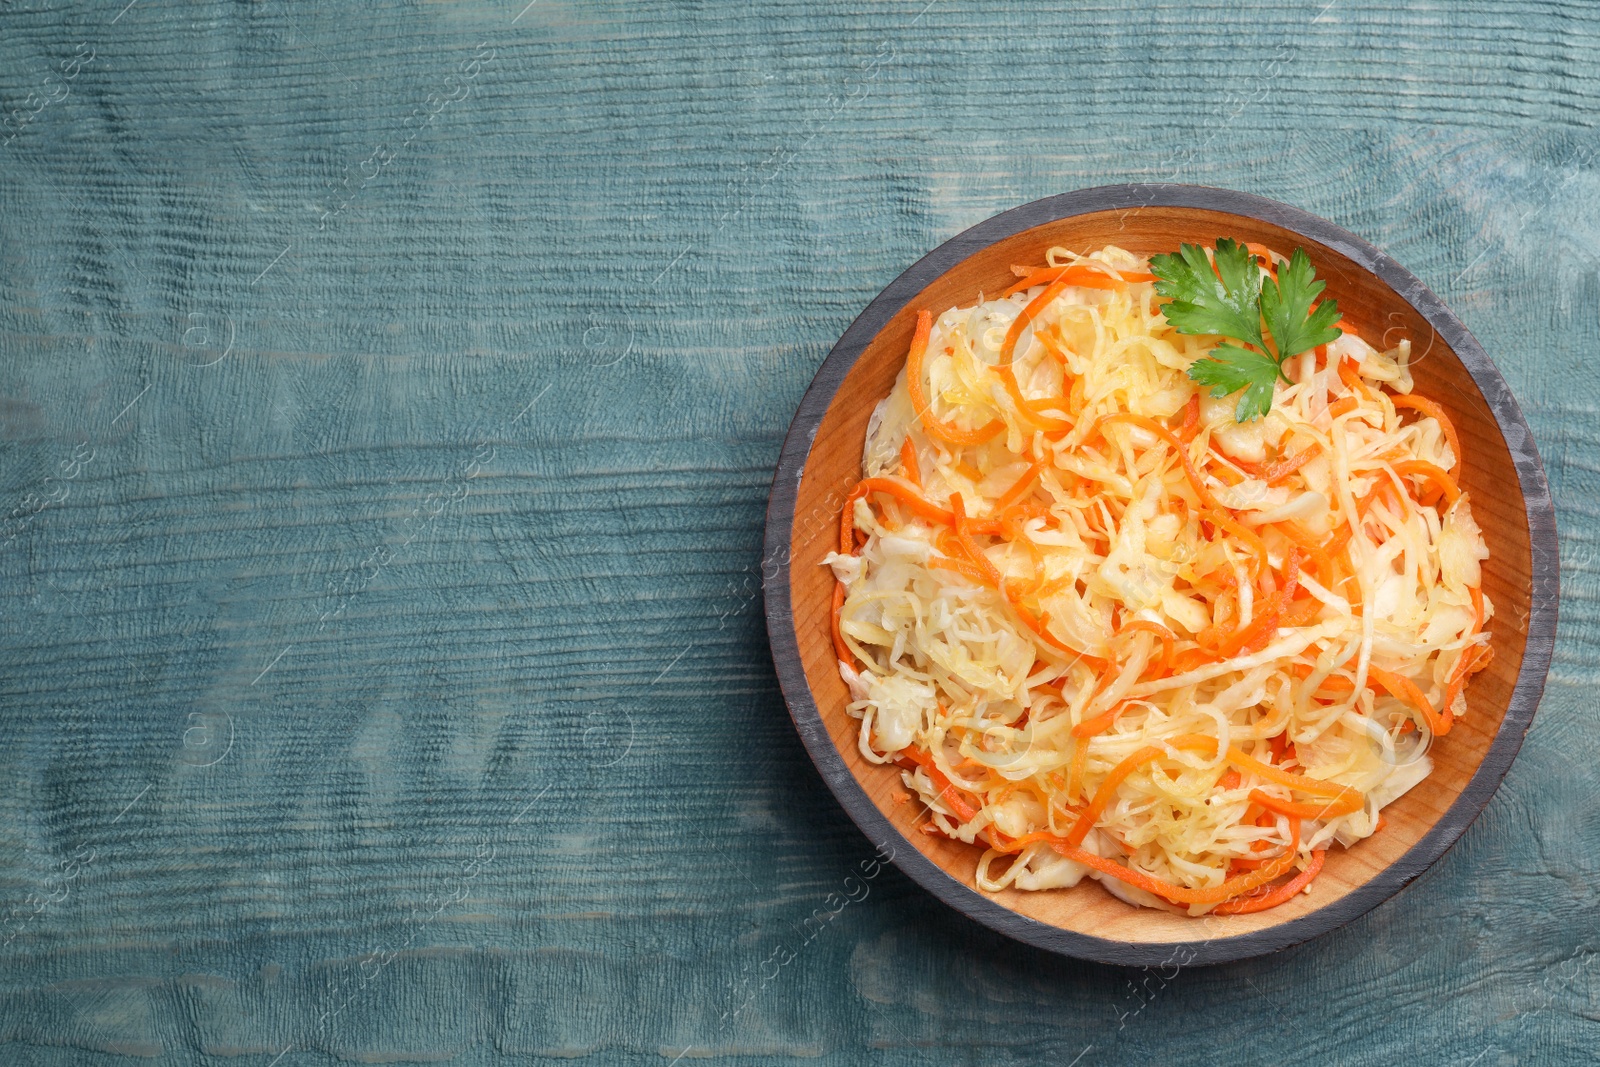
[786,206,1535,948]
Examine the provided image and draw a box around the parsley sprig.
[1150,238,1342,422]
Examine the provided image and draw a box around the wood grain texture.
[0,0,1596,1063]
[768,188,1554,964]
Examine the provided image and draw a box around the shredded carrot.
[1066,737,1090,804]
[1281,596,1321,628]
[1325,481,1388,556]
[1048,820,1302,907]
[1249,788,1362,819]
[841,477,954,543]
[1002,516,1047,596]
[1115,620,1176,674]
[1443,642,1493,716]
[1062,734,1233,846]
[1244,242,1279,273]
[1391,459,1461,507]
[1224,745,1363,806]
[899,437,920,487]
[1273,520,1340,590]
[1169,646,1215,675]
[1338,356,1377,402]
[1258,442,1322,484]
[950,495,1003,587]
[953,458,984,484]
[831,581,853,664]
[1037,330,1071,369]
[1211,547,1302,658]
[1003,263,1154,297]
[998,283,1076,430]
[1390,393,1462,477]
[1212,849,1324,915]
[1204,509,1271,578]
[1097,412,1223,511]
[1071,700,1128,739]
[996,459,1044,511]
[1367,664,1451,736]
[1178,393,1201,443]
[899,746,980,824]
[1326,396,1359,420]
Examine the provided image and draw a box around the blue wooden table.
[1,1,1595,1063]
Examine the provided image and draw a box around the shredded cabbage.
[826,244,1493,915]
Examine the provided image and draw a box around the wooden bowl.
[762,185,1558,966]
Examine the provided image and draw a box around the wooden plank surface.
[0,0,1595,1063]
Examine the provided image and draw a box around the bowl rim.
[761,183,1559,966]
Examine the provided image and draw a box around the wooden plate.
[761,185,1558,966]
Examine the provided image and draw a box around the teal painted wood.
[0,0,1594,1063]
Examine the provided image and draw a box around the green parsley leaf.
[1187,343,1286,423]
[1149,238,1265,351]
[1261,247,1343,359]
[1153,239,1343,422]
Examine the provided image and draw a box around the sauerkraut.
[825,243,1493,915]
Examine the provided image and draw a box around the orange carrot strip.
[1115,620,1177,673]
[1338,356,1377,402]
[1062,739,1363,838]
[1063,734,1216,846]
[1212,849,1325,915]
[1169,647,1214,674]
[1210,547,1302,658]
[905,309,1005,446]
[1391,459,1461,507]
[1050,820,1301,907]
[899,437,920,487]
[996,459,1044,511]
[1204,509,1271,577]
[1002,263,1154,298]
[1326,396,1359,420]
[928,555,993,584]
[950,495,1003,587]
[1213,608,1281,659]
[1272,521,1339,590]
[1225,747,1363,805]
[843,477,955,537]
[1326,481,1388,556]
[998,282,1076,430]
[1443,641,1493,719]
[935,495,1101,663]
[898,746,980,824]
[1390,393,1462,477]
[1367,664,1451,736]
[1070,699,1128,739]
[1098,412,1223,511]
[1066,738,1090,804]
[1037,331,1071,369]
[1244,242,1280,274]
[1259,442,1322,484]
[1249,788,1362,819]
[1280,596,1321,628]
[830,581,852,664]
[1013,601,1095,659]
[1178,393,1201,443]
[1441,587,1491,717]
